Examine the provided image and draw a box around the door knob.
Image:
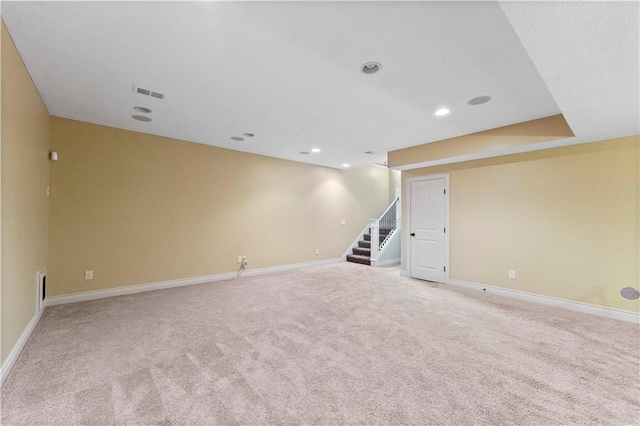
[410,233,416,237]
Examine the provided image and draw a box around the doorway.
[408,175,448,282]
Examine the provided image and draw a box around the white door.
[410,178,446,282]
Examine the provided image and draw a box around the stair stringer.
[341,223,371,260]
[371,228,400,267]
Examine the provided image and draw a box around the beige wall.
[389,114,574,168]
[388,168,401,203]
[401,137,639,313]
[1,21,50,364]
[49,118,390,296]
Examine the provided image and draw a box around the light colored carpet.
[1,262,639,425]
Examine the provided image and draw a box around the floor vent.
[37,270,47,311]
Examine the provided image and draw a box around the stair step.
[353,247,370,256]
[358,240,371,249]
[346,254,371,266]
[365,229,393,240]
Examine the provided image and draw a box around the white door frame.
[405,174,450,283]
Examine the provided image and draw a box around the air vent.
[135,87,151,96]
[134,86,165,100]
[468,95,491,106]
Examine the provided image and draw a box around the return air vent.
[134,85,165,99]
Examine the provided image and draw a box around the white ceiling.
[2,1,638,169]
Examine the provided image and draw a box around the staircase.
[346,227,393,266]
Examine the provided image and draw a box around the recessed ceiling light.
[311,148,321,153]
[364,151,375,155]
[360,62,381,74]
[132,115,152,122]
[133,106,152,114]
[231,136,244,141]
[243,133,255,137]
[299,151,310,155]
[468,95,492,105]
[435,108,450,116]
[342,163,350,168]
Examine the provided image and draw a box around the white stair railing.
[369,197,399,262]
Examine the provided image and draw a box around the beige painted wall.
[1,21,50,364]
[49,118,391,296]
[401,137,639,312]
[0,16,4,369]
[388,168,401,203]
[389,114,574,168]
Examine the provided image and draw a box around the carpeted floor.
[1,262,639,425]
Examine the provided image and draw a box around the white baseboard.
[372,258,400,267]
[400,269,409,277]
[447,278,639,324]
[43,258,344,307]
[1,307,45,387]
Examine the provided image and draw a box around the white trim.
[43,258,344,307]
[447,278,640,324]
[405,174,450,283]
[1,307,45,387]
[400,269,409,277]
[372,258,400,267]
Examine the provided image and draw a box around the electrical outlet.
[237,256,244,264]
[85,270,93,280]
[508,270,516,279]
[341,219,346,225]
[315,249,320,255]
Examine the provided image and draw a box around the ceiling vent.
[468,95,491,105]
[134,85,165,100]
